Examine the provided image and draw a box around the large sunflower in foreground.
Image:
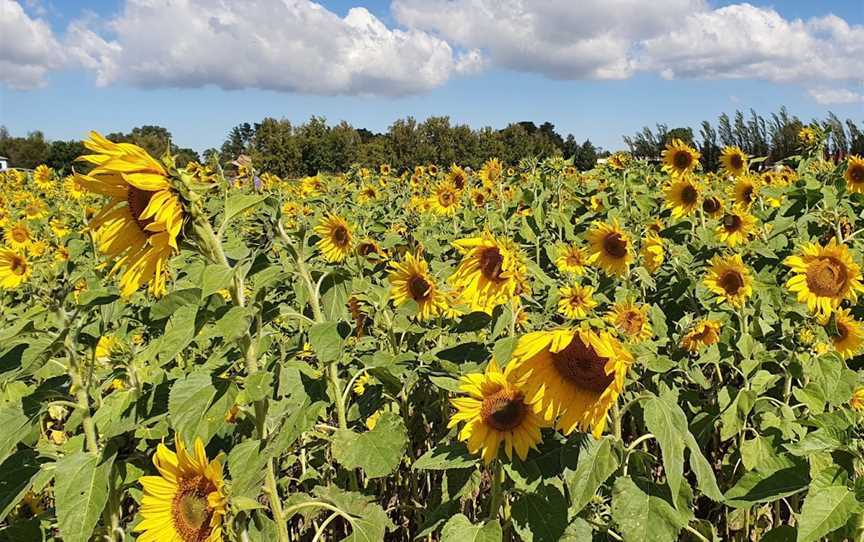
[845,155,864,194]
[681,319,722,352]
[664,177,700,219]
[715,206,756,248]
[449,233,526,313]
[828,309,864,359]
[720,146,748,177]
[510,328,633,437]
[585,220,633,277]
[74,131,183,298]
[661,139,700,177]
[314,213,353,262]
[784,239,864,317]
[0,249,31,289]
[703,254,753,307]
[448,360,545,463]
[557,284,597,319]
[606,300,652,342]
[135,438,227,542]
[389,252,447,320]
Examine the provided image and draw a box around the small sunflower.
[0,249,31,289]
[24,199,47,220]
[681,319,722,352]
[470,188,490,208]
[448,360,546,463]
[314,213,353,262]
[134,437,227,542]
[784,239,864,317]
[606,300,652,342]
[731,176,759,207]
[715,206,756,248]
[4,222,32,251]
[845,155,864,194]
[720,146,748,177]
[664,177,701,219]
[479,158,504,188]
[430,180,461,216]
[555,243,588,276]
[585,219,633,277]
[33,165,54,190]
[661,139,700,177]
[640,233,664,273]
[379,164,391,176]
[50,219,69,238]
[510,328,633,437]
[704,254,753,307]
[355,184,380,204]
[828,309,864,359]
[557,284,597,319]
[851,387,864,412]
[447,164,469,190]
[449,233,527,313]
[701,196,724,218]
[389,252,447,320]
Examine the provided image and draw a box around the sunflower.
[33,165,54,190]
[557,284,597,319]
[379,164,391,176]
[24,199,47,220]
[74,132,183,298]
[134,437,227,542]
[0,249,31,289]
[356,238,386,261]
[447,360,545,463]
[845,155,864,194]
[510,328,633,437]
[449,233,526,313]
[827,309,864,359]
[640,233,664,273]
[681,319,722,352]
[732,176,759,207]
[664,177,700,219]
[784,239,864,317]
[715,206,756,248]
[447,164,469,191]
[314,213,353,262]
[851,387,864,412]
[479,158,503,188]
[389,252,447,320]
[585,220,633,277]
[704,254,753,307]
[701,195,724,218]
[50,219,69,238]
[470,188,490,208]
[661,139,700,177]
[798,126,818,146]
[720,146,748,177]
[355,184,380,204]
[430,180,461,216]
[555,243,588,276]
[4,222,32,251]
[606,300,652,342]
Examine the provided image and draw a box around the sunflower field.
[1,129,864,542]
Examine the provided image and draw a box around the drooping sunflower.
[701,195,724,218]
[555,243,588,276]
[640,233,664,273]
[715,206,756,248]
[4,221,32,251]
[449,233,526,313]
[661,139,700,177]
[585,220,633,277]
[664,177,701,219]
[845,155,864,194]
[557,284,597,319]
[784,239,864,317]
[134,437,227,542]
[314,213,353,262]
[606,300,653,342]
[33,165,54,191]
[510,328,633,437]
[720,146,749,177]
[74,132,183,298]
[0,249,31,289]
[389,252,447,321]
[430,180,461,216]
[731,175,759,207]
[703,254,753,307]
[448,360,545,464]
[828,309,864,359]
[681,319,722,352]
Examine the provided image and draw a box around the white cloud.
[808,88,864,105]
[0,0,64,89]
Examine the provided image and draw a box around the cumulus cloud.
[808,88,864,105]
[0,0,64,89]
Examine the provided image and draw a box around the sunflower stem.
[487,460,505,521]
[329,361,359,491]
[611,401,622,442]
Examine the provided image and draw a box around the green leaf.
[200,264,235,299]
[244,372,273,403]
[611,476,691,542]
[724,459,809,508]
[796,485,863,542]
[0,403,30,463]
[564,436,619,514]
[440,514,502,542]
[413,442,477,470]
[309,321,343,363]
[0,449,42,522]
[149,288,201,320]
[224,193,269,224]
[643,395,686,502]
[168,372,233,446]
[332,412,408,478]
[559,518,593,541]
[55,450,116,542]
[511,485,568,542]
[157,304,198,365]
[311,485,394,541]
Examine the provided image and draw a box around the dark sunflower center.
[729,154,743,170]
[407,275,431,301]
[719,270,744,295]
[479,247,504,281]
[742,185,754,203]
[480,388,527,431]
[10,257,26,275]
[453,173,465,189]
[673,150,692,170]
[331,226,349,247]
[723,214,742,233]
[835,321,849,341]
[439,191,453,206]
[681,185,698,205]
[357,242,378,256]
[620,311,644,336]
[567,253,582,266]
[12,229,28,243]
[806,257,847,297]
[550,335,613,393]
[569,292,587,307]
[172,475,215,542]
[849,164,864,184]
[703,197,721,214]
[603,233,628,259]
[474,193,485,205]
[127,186,156,233]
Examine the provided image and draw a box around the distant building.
[0,156,7,171]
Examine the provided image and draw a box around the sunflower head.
[704,254,753,307]
[664,177,701,219]
[555,243,588,276]
[661,139,701,177]
[732,176,759,207]
[586,219,633,277]
[844,155,864,193]
[701,196,723,217]
[681,319,722,352]
[0,249,31,289]
[430,180,461,216]
[389,252,446,320]
[851,387,864,412]
[606,300,652,342]
[557,284,597,319]
[715,205,756,248]
[784,239,864,317]
[314,213,353,262]
[447,164,469,190]
[640,233,664,273]
[827,309,864,359]
[449,233,527,313]
[5,221,32,250]
[720,146,749,177]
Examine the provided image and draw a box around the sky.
[0,0,862,153]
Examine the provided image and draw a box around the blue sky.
[1,0,862,153]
